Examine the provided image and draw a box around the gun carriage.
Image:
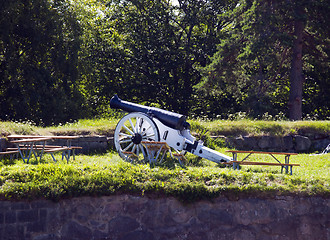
[110,95,232,164]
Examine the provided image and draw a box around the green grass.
[189,119,330,136]
[42,118,119,136]
[0,149,328,202]
[0,119,329,202]
[1,119,329,137]
[0,119,119,137]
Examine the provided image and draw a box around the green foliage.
[0,0,329,126]
[0,0,85,125]
[94,0,225,115]
[197,0,330,120]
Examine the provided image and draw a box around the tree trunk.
[288,7,304,121]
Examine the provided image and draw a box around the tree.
[0,0,84,125]
[288,4,304,120]
[199,0,330,120]
[89,0,226,115]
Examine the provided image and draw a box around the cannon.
[110,95,232,164]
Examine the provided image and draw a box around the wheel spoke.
[123,124,134,135]
[139,144,146,158]
[143,133,155,139]
[135,117,139,133]
[119,132,132,138]
[142,125,152,135]
[119,139,132,144]
[138,118,144,134]
[128,118,136,133]
[123,142,134,151]
[136,144,139,156]
[132,144,137,153]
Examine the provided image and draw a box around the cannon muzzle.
[110,95,189,130]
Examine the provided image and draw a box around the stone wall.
[1,133,329,154]
[0,195,328,240]
[218,134,330,153]
[0,136,112,154]
[50,136,112,154]
[0,138,6,152]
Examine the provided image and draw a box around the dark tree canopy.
[198,0,330,120]
[0,0,84,125]
[0,0,329,125]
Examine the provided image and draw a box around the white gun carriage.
[110,95,232,164]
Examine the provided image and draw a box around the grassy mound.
[1,119,329,202]
[1,119,329,137]
[0,150,328,202]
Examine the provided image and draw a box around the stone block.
[242,136,259,150]
[234,199,275,225]
[269,136,282,151]
[108,216,139,234]
[108,137,115,149]
[92,230,109,239]
[258,136,282,150]
[120,230,155,240]
[168,199,194,224]
[11,201,30,210]
[61,220,92,240]
[294,135,312,152]
[268,216,300,239]
[225,137,236,148]
[0,211,4,224]
[0,138,6,151]
[312,138,330,152]
[31,200,57,209]
[283,136,294,151]
[33,233,60,240]
[3,224,25,240]
[27,220,46,233]
[49,136,110,154]
[5,211,16,224]
[72,202,94,224]
[197,208,233,228]
[234,136,244,149]
[186,230,208,240]
[258,136,271,149]
[17,209,39,223]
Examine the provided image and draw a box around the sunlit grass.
[0,121,40,136]
[42,118,118,135]
[0,149,328,202]
[0,118,329,201]
[1,119,329,137]
[0,118,118,136]
[190,119,330,136]
[226,151,330,180]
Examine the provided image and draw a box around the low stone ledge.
[220,135,329,153]
[50,136,110,154]
[2,133,329,155]
[1,136,112,155]
[0,195,328,240]
[0,138,6,152]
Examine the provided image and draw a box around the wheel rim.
[114,112,159,161]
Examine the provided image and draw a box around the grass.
[0,119,118,136]
[0,149,328,202]
[1,119,329,137]
[0,119,329,202]
[189,119,330,136]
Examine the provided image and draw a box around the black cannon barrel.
[110,95,189,130]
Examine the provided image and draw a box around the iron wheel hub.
[131,133,142,144]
